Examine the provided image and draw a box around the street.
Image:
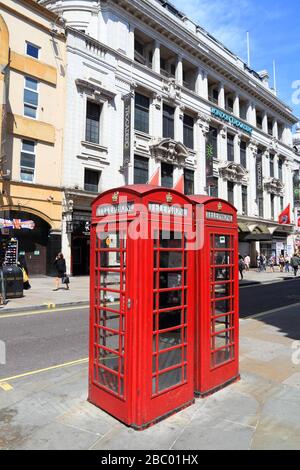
[1,281,300,382]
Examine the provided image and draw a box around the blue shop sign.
[211,107,253,134]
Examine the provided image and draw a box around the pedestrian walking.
[259,253,266,272]
[53,252,70,291]
[284,254,290,273]
[267,255,275,273]
[290,253,300,277]
[279,254,285,273]
[239,255,245,280]
[244,255,250,271]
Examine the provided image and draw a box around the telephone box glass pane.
[152,231,187,395]
[210,233,235,369]
[93,231,126,397]
[158,368,182,392]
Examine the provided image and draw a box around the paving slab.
[1,305,300,450]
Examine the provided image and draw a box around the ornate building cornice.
[219,162,248,184]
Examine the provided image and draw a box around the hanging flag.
[148,167,160,186]
[173,174,184,193]
[278,204,290,225]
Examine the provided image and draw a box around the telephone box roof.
[189,195,237,213]
[92,185,192,203]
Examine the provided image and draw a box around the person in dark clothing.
[53,252,69,290]
[239,254,245,280]
[290,254,300,277]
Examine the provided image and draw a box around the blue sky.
[171,0,300,122]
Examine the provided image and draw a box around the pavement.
[0,276,89,313]
[1,303,300,449]
[0,268,298,314]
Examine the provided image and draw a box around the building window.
[183,114,194,149]
[208,177,218,197]
[227,134,234,162]
[280,196,284,212]
[24,76,38,118]
[278,159,283,181]
[240,140,247,168]
[184,169,194,195]
[20,139,36,182]
[163,104,174,139]
[242,186,248,215]
[207,126,218,160]
[85,101,101,144]
[26,42,40,59]
[258,197,264,218]
[227,182,234,205]
[134,93,150,134]
[270,154,274,178]
[134,156,149,184]
[161,162,173,188]
[271,194,275,220]
[84,168,100,193]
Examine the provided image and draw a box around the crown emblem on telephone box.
[166,192,173,203]
[112,192,119,203]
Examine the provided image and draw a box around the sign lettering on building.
[148,203,188,217]
[206,211,233,222]
[123,92,132,183]
[256,153,263,195]
[211,107,253,134]
[97,203,135,216]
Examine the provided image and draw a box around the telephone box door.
[202,227,239,394]
[89,222,134,424]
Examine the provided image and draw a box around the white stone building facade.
[39,0,299,274]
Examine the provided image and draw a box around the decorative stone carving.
[150,138,189,166]
[249,138,259,155]
[162,79,182,102]
[197,113,211,137]
[152,92,162,110]
[220,125,227,139]
[270,137,279,152]
[264,177,284,195]
[219,162,248,183]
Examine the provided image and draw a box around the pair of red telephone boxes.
[88,185,240,430]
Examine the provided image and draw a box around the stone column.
[248,140,258,217]
[252,103,257,127]
[175,105,184,143]
[262,112,268,134]
[176,55,183,86]
[128,24,135,60]
[273,119,278,140]
[233,93,240,117]
[263,150,271,219]
[151,92,162,137]
[152,40,160,74]
[234,133,241,164]
[218,82,225,109]
[196,114,210,194]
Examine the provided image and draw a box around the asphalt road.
[239,277,300,318]
[1,279,300,381]
[0,307,89,380]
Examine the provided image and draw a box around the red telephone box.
[89,185,195,429]
[190,196,240,397]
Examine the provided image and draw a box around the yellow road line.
[0,304,89,320]
[0,357,88,384]
[0,382,13,391]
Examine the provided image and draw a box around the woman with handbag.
[18,255,31,290]
[53,252,70,291]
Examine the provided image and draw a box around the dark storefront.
[0,210,61,276]
[71,211,91,276]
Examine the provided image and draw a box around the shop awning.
[238,223,251,233]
